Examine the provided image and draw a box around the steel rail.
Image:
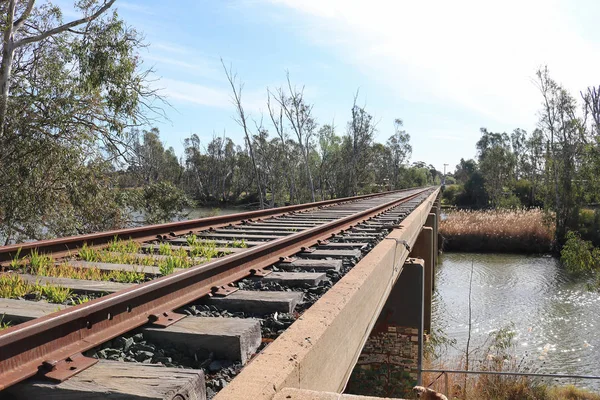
[0,189,414,264]
[0,187,432,390]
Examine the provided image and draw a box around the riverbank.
[440,209,554,253]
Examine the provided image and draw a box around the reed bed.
[440,209,555,253]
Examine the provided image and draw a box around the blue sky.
[90,0,600,172]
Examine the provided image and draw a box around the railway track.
[0,187,436,399]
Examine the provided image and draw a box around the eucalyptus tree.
[131,128,182,185]
[267,91,296,203]
[317,124,343,199]
[476,128,516,207]
[273,73,317,202]
[222,59,264,209]
[386,118,412,189]
[0,0,161,243]
[536,66,586,245]
[510,128,527,179]
[346,92,376,195]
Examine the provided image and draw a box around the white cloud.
[267,0,600,129]
[158,78,267,114]
[157,78,230,108]
[145,54,222,80]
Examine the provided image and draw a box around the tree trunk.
[0,0,16,136]
[302,146,315,202]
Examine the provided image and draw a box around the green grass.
[158,242,172,256]
[0,314,10,330]
[39,284,72,303]
[9,248,22,269]
[106,237,140,253]
[0,274,73,304]
[231,239,248,248]
[28,249,54,274]
[79,243,98,262]
[157,255,189,275]
[186,234,200,247]
[0,274,29,298]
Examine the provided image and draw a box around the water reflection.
[432,253,600,388]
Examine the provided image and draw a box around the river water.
[432,253,600,388]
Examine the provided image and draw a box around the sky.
[73,0,600,172]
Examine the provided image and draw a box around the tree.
[0,0,161,243]
[536,66,585,246]
[317,124,343,199]
[510,128,527,179]
[455,158,477,185]
[130,128,182,185]
[222,59,265,209]
[273,73,317,202]
[476,128,515,207]
[267,91,296,203]
[346,91,376,195]
[386,119,412,189]
[0,0,118,134]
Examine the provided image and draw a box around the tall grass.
[424,327,600,400]
[440,209,555,253]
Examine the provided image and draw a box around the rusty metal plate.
[41,353,98,382]
[149,311,187,327]
[210,285,240,297]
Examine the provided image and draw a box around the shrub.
[442,184,462,205]
[497,194,522,210]
[578,208,600,247]
[560,231,600,279]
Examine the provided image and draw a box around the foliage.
[0,0,162,244]
[126,181,194,225]
[497,194,522,210]
[442,184,462,205]
[578,208,600,247]
[107,237,140,253]
[560,231,600,282]
[456,170,488,209]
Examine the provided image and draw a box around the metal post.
[444,372,449,397]
[417,261,424,386]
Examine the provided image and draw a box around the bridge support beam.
[409,226,434,333]
[345,259,425,398]
[425,212,438,267]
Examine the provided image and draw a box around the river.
[432,253,600,389]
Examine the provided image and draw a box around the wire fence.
[420,368,600,397]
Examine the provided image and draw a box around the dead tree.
[222,59,264,209]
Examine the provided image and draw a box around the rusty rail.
[0,187,433,390]
[0,190,412,264]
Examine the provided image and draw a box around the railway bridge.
[0,186,440,400]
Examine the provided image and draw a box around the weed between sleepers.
[0,274,73,304]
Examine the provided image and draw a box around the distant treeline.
[120,118,442,208]
[442,67,600,248]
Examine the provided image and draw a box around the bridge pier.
[410,226,434,333]
[345,258,425,398]
[346,208,439,398]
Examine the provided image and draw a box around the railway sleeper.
[4,360,206,400]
